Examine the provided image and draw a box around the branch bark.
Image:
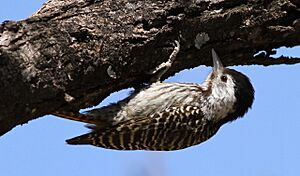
[0,0,299,136]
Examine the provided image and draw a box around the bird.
[53,42,254,151]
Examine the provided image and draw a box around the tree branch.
[250,55,300,66]
[0,0,299,136]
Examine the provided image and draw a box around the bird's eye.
[221,75,227,82]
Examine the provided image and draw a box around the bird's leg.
[147,40,180,84]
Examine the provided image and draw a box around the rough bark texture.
[0,0,299,136]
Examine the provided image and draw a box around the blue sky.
[1,1,300,176]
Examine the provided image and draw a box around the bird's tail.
[52,111,98,124]
[66,133,93,145]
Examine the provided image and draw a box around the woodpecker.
[53,42,254,151]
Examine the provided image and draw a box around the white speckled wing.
[119,82,204,119]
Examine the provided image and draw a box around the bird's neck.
[200,82,237,123]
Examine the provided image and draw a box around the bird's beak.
[211,49,224,73]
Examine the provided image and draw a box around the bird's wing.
[53,83,203,127]
[65,105,210,151]
[120,82,204,119]
[53,102,123,128]
[52,111,98,124]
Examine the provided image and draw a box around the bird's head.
[204,49,255,122]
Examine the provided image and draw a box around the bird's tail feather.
[66,133,93,145]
